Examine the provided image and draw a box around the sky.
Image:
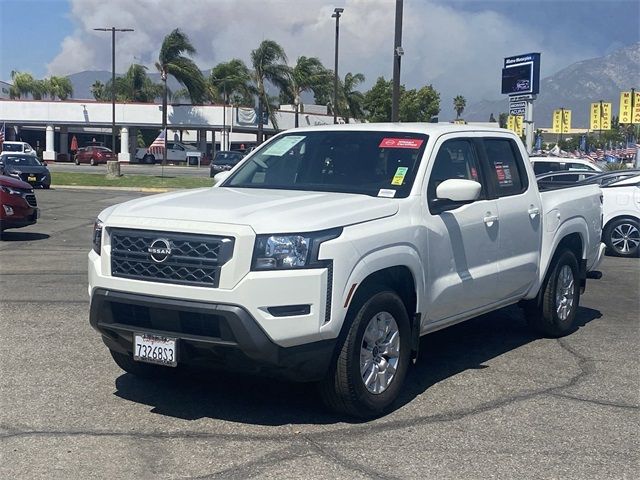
[1,0,638,106]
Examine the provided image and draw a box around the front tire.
[90,158,96,166]
[75,158,80,165]
[603,217,640,257]
[320,289,411,418]
[525,249,580,337]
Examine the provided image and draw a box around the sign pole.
[525,99,534,153]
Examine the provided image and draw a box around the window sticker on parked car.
[378,189,397,198]
[379,138,424,149]
[391,167,409,185]
[494,161,513,186]
[262,136,305,157]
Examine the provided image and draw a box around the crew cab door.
[482,137,541,299]
[424,136,500,322]
[166,143,186,162]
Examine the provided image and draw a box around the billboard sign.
[507,115,524,136]
[552,109,571,134]
[619,91,640,124]
[501,53,541,96]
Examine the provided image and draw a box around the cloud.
[47,0,600,113]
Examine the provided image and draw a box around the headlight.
[0,185,22,195]
[252,228,342,271]
[92,219,104,255]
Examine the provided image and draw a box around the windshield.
[214,151,244,163]
[223,131,429,198]
[2,143,23,152]
[1,155,43,166]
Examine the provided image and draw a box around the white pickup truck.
[134,140,203,165]
[89,124,605,417]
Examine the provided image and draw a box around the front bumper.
[90,288,336,382]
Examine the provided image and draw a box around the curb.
[50,185,174,193]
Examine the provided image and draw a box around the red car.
[0,175,38,232]
[75,146,116,166]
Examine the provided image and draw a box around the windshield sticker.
[379,138,424,149]
[391,167,409,186]
[262,135,305,157]
[378,189,397,198]
[494,162,513,186]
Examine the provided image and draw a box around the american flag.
[0,122,5,147]
[148,129,166,155]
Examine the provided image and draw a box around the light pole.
[332,7,344,124]
[391,0,404,122]
[294,94,300,128]
[94,27,134,156]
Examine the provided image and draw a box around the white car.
[134,141,203,165]
[1,141,37,157]
[601,174,640,257]
[531,156,602,176]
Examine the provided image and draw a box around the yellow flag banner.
[590,102,612,130]
[619,91,640,124]
[507,115,524,136]
[552,109,571,133]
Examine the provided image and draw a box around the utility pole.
[94,27,134,155]
[391,0,404,122]
[332,7,344,124]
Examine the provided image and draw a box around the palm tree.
[91,80,107,101]
[250,40,291,143]
[209,59,253,149]
[156,29,206,162]
[9,71,36,99]
[339,72,366,122]
[453,95,466,120]
[288,56,330,127]
[119,64,162,102]
[48,76,73,100]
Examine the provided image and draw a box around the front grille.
[24,194,37,207]
[110,228,234,288]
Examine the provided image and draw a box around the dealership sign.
[501,53,541,96]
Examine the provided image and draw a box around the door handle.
[528,206,540,218]
[483,214,499,226]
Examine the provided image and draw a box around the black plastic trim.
[90,288,336,382]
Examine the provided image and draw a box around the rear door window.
[484,138,528,196]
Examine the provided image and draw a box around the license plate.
[133,333,177,367]
[28,176,36,181]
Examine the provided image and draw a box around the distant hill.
[464,42,640,128]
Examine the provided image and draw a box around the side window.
[427,139,483,212]
[484,138,528,197]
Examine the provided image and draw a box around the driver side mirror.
[431,178,482,213]
[213,171,231,185]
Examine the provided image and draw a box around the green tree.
[155,29,206,162]
[91,80,107,101]
[400,85,440,122]
[250,40,291,143]
[498,112,508,128]
[9,71,36,99]
[48,76,73,100]
[453,95,466,119]
[118,64,162,103]
[338,72,366,123]
[286,56,330,126]
[363,77,394,122]
[209,58,253,105]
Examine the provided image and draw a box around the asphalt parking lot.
[1,187,638,479]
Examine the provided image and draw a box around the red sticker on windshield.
[379,138,424,149]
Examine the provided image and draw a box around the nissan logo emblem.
[148,238,172,263]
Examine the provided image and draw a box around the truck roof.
[290,122,512,136]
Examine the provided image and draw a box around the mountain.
[67,69,211,101]
[464,42,640,128]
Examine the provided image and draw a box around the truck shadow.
[113,305,601,425]
[0,231,50,241]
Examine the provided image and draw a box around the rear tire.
[143,154,155,165]
[109,350,175,379]
[524,249,580,337]
[90,158,96,166]
[319,289,411,418]
[75,158,80,165]
[603,217,640,258]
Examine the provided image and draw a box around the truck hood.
[106,187,399,233]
